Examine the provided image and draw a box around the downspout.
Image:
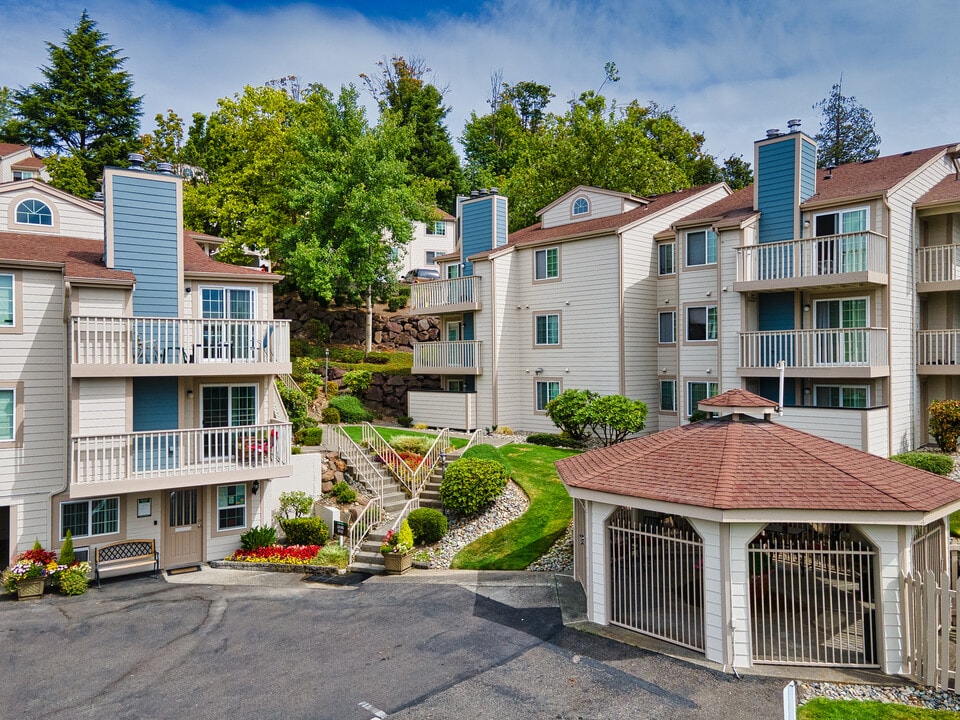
[52,278,72,550]
[490,257,498,429]
[618,232,625,395]
[883,194,897,455]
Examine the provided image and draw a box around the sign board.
[333,520,348,537]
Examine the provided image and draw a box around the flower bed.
[226,544,321,564]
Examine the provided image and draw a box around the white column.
[857,524,905,675]
[587,501,617,625]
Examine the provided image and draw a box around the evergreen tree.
[812,78,880,168]
[2,11,143,195]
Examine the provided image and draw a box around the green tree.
[0,87,12,130]
[362,56,463,211]
[720,153,754,190]
[43,154,95,197]
[139,110,185,172]
[2,11,142,195]
[545,389,599,442]
[813,78,880,168]
[582,394,647,447]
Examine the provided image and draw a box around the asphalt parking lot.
[0,568,787,720]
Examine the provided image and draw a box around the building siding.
[757,139,799,243]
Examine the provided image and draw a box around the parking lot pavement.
[0,568,786,720]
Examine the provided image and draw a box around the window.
[814,297,868,364]
[535,313,560,346]
[61,497,119,539]
[425,251,442,265]
[447,379,464,392]
[446,264,461,279]
[686,305,717,341]
[536,380,560,411]
[572,197,589,216]
[0,389,13,441]
[814,208,868,236]
[814,385,868,409]
[686,229,717,266]
[658,243,676,275]
[660,381,676,412]
[687,382,719,416]
[13,170,34,181]
[15,199,52,226]
[814,207,869,273]
[658,311,676,344]
[0,274,12,327]
[534,247,559,280]
[217,484,247,530]
[201,286,256,360]
[202,384,257,459]
[425,221,446,235]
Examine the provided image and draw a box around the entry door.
[200,288,255,361]
[815,298,868,364]
[164,488,202,568]
[446,320,464,367]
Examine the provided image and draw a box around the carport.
[557,389,960,673]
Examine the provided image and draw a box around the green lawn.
[951,511,960,537]
[341,425,468,449]
[799,698,960,719]
[450,443,580,570]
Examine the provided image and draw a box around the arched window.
[15,199,53,226]
[572,197,589,216]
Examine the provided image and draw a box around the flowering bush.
[226,544,321,564]
[2,544,59,593]
[379,520,414,555]
[57,562,92,596]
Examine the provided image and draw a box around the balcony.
[412,340,483,375]
[738,328,889,378]
[774,406,889,455]
[735,232,887,292]
[917,245,960,292]
[407,390,478,431]
[408,276,481,315]
[71,317,291,377]
[917,330,960,374]
[71,422,293,497]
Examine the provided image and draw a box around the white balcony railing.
[918,245,960,286]
[737,232,887,283]
[72,422,292,489]
[739,328,888,369]
[409,276,480,312]
[917,330,960,366]
[72,317,290,367]
[413,340,482,373]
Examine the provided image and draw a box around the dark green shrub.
[387,295,406,311]
[407,508,448,544]
[688,410,710,422]
[440,458,509,516]
[460,443,511,473]
[329,395,372,423]
[544,388,597,442]
[321,406,341,424]
[277,380,312,433]
[330,346,365,363]
[343,368,372,396]
[325,381,339,397]
[930,400,960,452]
[292,445,302,455]
[280,517,329,546]
[891,452,954,476]
[397,415,413,428]
[330,481,357,504]
[296,427,324,446]
[396,286,410,301]
[525,432,583,449]
[305,319,329,344]
[289,338,308,358]
[365,351,390,364]
[240,525,277,550]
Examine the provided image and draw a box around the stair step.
[349,561,386,576]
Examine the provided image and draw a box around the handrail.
[331,425,384,501]
[461,428,483,453]
[348,498,383,564]
[389,497,422,534]
[361,423,450,498]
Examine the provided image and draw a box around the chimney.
[754,119,818,242]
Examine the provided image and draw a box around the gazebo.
[556,389,960,673]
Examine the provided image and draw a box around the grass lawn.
[799,698,960,719]
[951,511,960,537]
[330,352,412,374]
[341,425,468,449]
[450,443,580,570]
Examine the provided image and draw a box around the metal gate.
[607,508,704,652]
[749,524,877,666]
[912,521,947,578]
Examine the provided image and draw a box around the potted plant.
[2,541,59,600]
[380,519,414,575]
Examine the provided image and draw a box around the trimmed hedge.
[407,507,448,544]
[328,395,372,423]
[321,406,341,424]
[525,432,584,449]
[460,443,511,474]
[280,517,329,546]
[891,452,954,476]
[296,427,323,446]
[440,458,509,516]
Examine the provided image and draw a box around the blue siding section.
[460,197,494,276]
[800,138,817,202]
[462,312,474,341]
[756,378,797,406]
[757,139,798,244]
[758,292,795,330]
[132,378,179,472]
[111,175,179,317]
[494,197,508,248]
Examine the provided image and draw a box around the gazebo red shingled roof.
[556,395,960,514]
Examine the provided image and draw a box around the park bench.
[94,539,160,588]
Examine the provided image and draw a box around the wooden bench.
[94,539,160,588]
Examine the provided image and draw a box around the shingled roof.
[917,175,960,207]
[556,413,960,514]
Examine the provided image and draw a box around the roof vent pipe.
[765,129,781,139]
[127,153,144,169]
[157,162,174,175]
[787,119,801,133]
[490,187,499,195]
[775,360,785,417]
[470,190,479,197]
[480,188,489,196]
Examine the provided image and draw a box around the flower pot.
[17,577,45,600]
[382,551,412,576]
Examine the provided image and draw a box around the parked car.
[403,267,441,283]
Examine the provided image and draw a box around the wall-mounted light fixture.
[803,304,811,312]
[186,389,194,399]
[706,290,713,296]
[705,368,713,374]
[251,480,260,495]
[534,368,544,375]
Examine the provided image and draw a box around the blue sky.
[1,0,958,164]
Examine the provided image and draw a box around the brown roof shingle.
[917,175,960,207]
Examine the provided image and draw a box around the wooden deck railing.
[918,245,960,285]
[409,276,479,311]
[412,340,482,372]
[737,232,886,283]
[739,328,888,369]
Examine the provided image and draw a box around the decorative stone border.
[209,560,346,575]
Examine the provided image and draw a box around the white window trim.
[60,496,121,540]
[685,305,718,342]
[812,296,869,329]
[658,311,676,344]
[535,378,562,413]
[534,246,561,282]
[813,384,870,408]
[658,242,676,276]
[533,312,562,347]
[685,228,717,267]
[812,206,870,237]
[0,270,23,334]
[571,197,590,218]
[659,380,677,413]
[198,285,258,320]
[0,381,23,448]
[216,483,247,532]
[686,381,719,417]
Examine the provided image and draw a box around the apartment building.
[0,163,293,566]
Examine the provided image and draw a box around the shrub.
[240,525,277,551]
[460,443,511,473]
[525,432,584,449]
[330,481,357,504]
[413,423,428,430]
[59,530,76,566]
[277,380,312,433]
[891,452,954,476]
[397,518,414,549]
[325,381,339,397]
[291,445,302,455]
[300,372,324,401]
[387,295,406,311]
[342,368,372,397]
[305,318,329,344]
[280,517,329,546]
[545,389,597,442]
[494,426,514,435]
[58,565,89,596]
[440,458,509,515]
[397,415,413,428]
[321,406,341,424]
[688,409,710,422]
[292,356,316,381]
[365,351,390,364]
[407,508,448,544]
[278,490,314,519]
[389,434,433,454]
[930,400,960,452]
[396,286,411,301]
[329,395,372,423]
[289,338,308,358]
[297,427,324,446]
[330,346,364,363]
[315,544,350,569]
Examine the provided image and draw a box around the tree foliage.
[812,78,880,168]
[1,11,142,195]
[545,389,598,442]
[929,400,960,453]
[546,388,646,446]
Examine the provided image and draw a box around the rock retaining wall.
[325,368,441,413]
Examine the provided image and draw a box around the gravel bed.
[798,681,960,712]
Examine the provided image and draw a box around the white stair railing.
[361,423,450,497]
